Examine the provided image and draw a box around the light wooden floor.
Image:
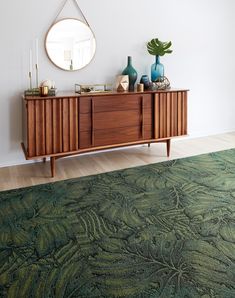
[1,132,235,191]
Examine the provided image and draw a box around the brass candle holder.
[40,86,49,97]
[137,83,144,92]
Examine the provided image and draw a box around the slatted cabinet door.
[154,91,187,139]
[26,97,79,158]
[27,99,46,157]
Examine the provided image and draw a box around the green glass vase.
[122,56,138,92]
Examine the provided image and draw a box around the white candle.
[29,49,33,74]
[35,38,39,66]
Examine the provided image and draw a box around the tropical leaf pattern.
[1,149,235,297]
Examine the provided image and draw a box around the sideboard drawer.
[79,94,153,148]
[79,125,152,148]
[94,109,152,130]
[94,126,152,146]
[94,94,152,113]
[79,94,152,114]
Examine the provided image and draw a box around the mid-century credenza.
[22,89,188,177]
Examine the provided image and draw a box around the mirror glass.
[45,18,96,71]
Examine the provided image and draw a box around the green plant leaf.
[147,38,173,56]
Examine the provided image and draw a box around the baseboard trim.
[186,129,235,140]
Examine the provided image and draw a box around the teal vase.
[122,56,138,91]
[151,55,164,82]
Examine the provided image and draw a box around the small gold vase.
[40,86,49,97]
[137,83,144,92]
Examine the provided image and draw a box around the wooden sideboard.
[22,89,188,177]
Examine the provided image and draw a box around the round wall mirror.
[45,18,96,71]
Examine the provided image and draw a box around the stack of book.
[24,88,58,96]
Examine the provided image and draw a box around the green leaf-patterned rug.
[1,149,235,297]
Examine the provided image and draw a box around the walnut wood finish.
[26,97,79,158]
[79,125,153,148]
[22,90,188,177]
[154,91,187,139]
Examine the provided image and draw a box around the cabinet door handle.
[91,98,95,146]
[141,96,144,139]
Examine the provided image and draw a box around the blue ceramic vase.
[151,55,164,82]
[122,56,138,91]
[140,75,151,90]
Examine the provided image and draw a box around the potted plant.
[147,38,173,81]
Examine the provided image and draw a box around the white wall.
[0,0,235,167]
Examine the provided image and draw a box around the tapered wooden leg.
[43,158,46,163]
[50,157,55,177]
[148,143,151,148]
[166,139,171,157]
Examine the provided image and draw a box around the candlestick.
[35,39,39,88]
[29,49,33,74]
[35,63,39,88]
[29,71,32,90]
[35,38,39,66]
